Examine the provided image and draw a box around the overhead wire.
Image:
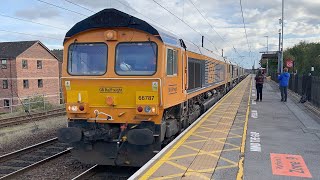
[50,0,223,66]
[0,2,80,119]
[35,0,88,17]
[187,0,245,61]
[0,29,62,40]
[239,0,253,66]
[151,0,220,52]
[0,1,85,127]
[2,0,250,67]
[187,0,224,42]
[108,0,203,50]
[35,0,223,57]
[49,0,245,66]
[0,0,93,40]
[239,0,250,51]
[0,14,67,30]
[116,0,222,55]
[63,0,96,13]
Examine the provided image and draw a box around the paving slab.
[130,75,320,180]
[131,76,251,180]
[244,79,320,180]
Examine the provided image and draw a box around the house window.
[22,60,28,69]
[23,80,29,88]
[166,49,178,75]
[1,59,7,69]
[4,99,10,108]
[38,79,43,88]
[37,60,42,69]
[3,80,8,89]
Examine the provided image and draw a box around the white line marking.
[252,100,256,105]
[252,93,256,97]
[251,110,258,118]
[250,132,261,152]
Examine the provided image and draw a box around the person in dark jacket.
[278,68,290,102]
[255,70,264,101]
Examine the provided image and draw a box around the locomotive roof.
[64,8,231,64]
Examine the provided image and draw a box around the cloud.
[15,6,60,20]
[3,0,320,68]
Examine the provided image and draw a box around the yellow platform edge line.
[139,77,249,180]
[236,76,252,180]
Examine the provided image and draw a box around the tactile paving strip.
[213,77,251,180]
[139,77,251,180]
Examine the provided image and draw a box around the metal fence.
[271,72,320,107]
[0,93,65,115]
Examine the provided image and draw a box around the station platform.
[129,75,320,180]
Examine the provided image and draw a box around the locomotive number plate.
[136,91,158,104]
[138,96,154,100]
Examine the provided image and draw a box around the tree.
[51,49,63,62]
[284,41,320,76]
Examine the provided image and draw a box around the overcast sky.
[1,0,320,68]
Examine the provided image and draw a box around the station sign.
[286,59,293,68]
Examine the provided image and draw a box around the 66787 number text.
[138,96,154,100]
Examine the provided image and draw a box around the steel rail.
[0,148,72,179]
[0,137,58,163]
[0,108,66,128]
[71,164,99,180]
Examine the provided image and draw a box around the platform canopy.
[260,51,279,59]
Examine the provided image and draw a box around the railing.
[270,72,320,107]
[0,93,65,116]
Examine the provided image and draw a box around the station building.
[0,40,60,112]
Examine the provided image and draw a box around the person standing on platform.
[255,70,264,101]
[278,68,290,102]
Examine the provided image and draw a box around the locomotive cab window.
[166,48,178,76]
[68,43,107,75]
[115,42,157,76]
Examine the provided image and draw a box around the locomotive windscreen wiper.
[69,39,78,72]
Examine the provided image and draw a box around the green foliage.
[284,41,320,76]
[261,58,278,75]
[20,95,54,112]
[51,49,63,62]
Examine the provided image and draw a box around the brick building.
[0,41,60,112]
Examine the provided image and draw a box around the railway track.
[72,165,138,180]
[0,137,70,179]
[0,108,66,128]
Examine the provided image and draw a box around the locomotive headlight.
[151,107,156,113]
[71,105,78,112]
[106,31,114,39]
[104,30,117,41]
[144,106,151,113]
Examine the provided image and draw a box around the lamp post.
[280,0,284,73]
[264,35,269,75]
[278,29,281,73]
